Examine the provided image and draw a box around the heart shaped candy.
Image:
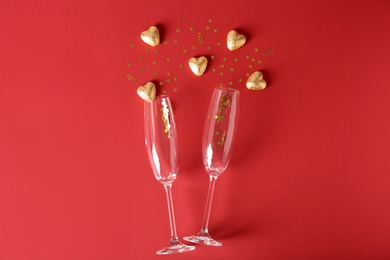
[140,26,160,47]
[188,56,208,76]
[137,82,156,102]
[227,30,246,51]
[246,71,267,90]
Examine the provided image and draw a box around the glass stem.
[201,175,218,233]
[163,184,178,241]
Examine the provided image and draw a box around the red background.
[1,0,390,259]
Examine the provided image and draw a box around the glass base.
[183,231,222,247]
[156,240,196,255]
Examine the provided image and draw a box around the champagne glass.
[184,87,240,246]
[144,95,195,255]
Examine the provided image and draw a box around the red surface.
[1,0,390,259]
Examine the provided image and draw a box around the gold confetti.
[130,43,135,48]
[216,130,221,136]
[167,78,171,83]
[252,58,256,62]
[183,49,187,53]
[145,48,150,52]
[198,32,204,44]
[127,62,132,66]
[220,64,225,68]
[190,27,194,31]
[154,72,159,76]
[173,77,178,81]
[139,56,143,60]
[167,72,171,76]
[214,29,218,33]
[255,48,259,52]
[162,89,166,94]
[208,18,213,23]
[234,58,238,62]
[206,25,210,30]
[164,40,168,44]
[141,68,145,72]
[155,50,159,54]
[211,55,215,59]
[176,28,180,32]
[220,72,224,76]
[246,72,250,76]
[174,39,178,44]
[192,45,197,50]
[159,81,164,86]
[179,63,184,68]
[229,81,233,85]
[223,57,227,61]
[258,60,262,64]
[207,46,211,50]
[212,68,217,72]
[220,83,224,87]
[174,88,178,92]
[249,64,253,69]
[238,78,243,83]
[152,61,156,65]
[217,41,221,46]
[246,55,250,59]
[127,73,137,82]
[166,57,171,61]
[230,67,234,71]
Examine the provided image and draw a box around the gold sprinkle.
[217,41,221,46]
[176,28,180,32]
[246,55,250,59]
[173,77,178,81]
[167,72,171,76]
[207,46,211,50]
[198,32,204,44]
[192,45,196,50]
[229,81,233,85]
[183,49,187,53]
[130,43,135,48]
[166,57,171,61]
[167,78,171,83]
[214,29,218,33]
[159,81,164,86]
[190,27,194,31]
[249,64,253,69]
[145,48,150,52]
[238,78,243,83]
[220,72,224,76]
[223,57,227,61]
[127,62,132,66]
[152,61,156,65]
[173,88,178,92]
[216,130,221,136]
[220,64,225,68]
[162,89,166,94]
[252,58,256,62]
[139,56,143,60]
[258,60,262,64]
[164,40,168,44]
[208,18,213,23]
[155,50,159,54]
[230,67,234,71]
[220,83,224,87]
[212,68,217,72]
[179,63,184,68]
[154,72,159,76]
[174,39,178,44]
[141,68,145,72]
[246,72,250,76]
[206,25,210,30]
[234,58,238,62]
[255,48,259,52]
[211,55,215,59]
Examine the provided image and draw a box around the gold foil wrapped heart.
[137,82,156,102]
[227,30,246,51]
[188,56,208,76]
[246,71,267,90]
[140,26,160,47]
